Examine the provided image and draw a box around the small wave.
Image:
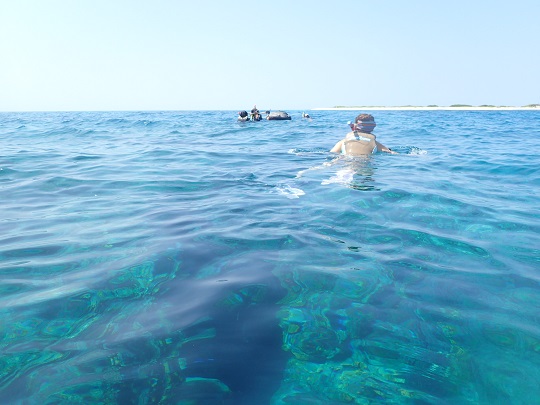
[288,148,329,155]
[392,146,428,155]
[134,120,160,127]
[277,184,305,199]
[102,118,130,125]
[0,167,17,176]
[72,154,102,161]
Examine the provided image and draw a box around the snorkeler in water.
[250,105,261,121]
[330,113,396,156]
[238,110,249,121]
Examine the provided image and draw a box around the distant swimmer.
[302,112,311,118]
[330,113,396,156]
[238,110,249,121]
[250,105,261,121]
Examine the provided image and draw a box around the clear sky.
[1,0,539,111]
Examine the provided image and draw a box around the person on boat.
[330,113,396,156]
[250,105,261,121]
[238,110,249,121]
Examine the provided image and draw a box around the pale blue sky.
[1,0,539,111]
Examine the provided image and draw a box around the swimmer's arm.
[330,140,344,153]
[376,141,397,154]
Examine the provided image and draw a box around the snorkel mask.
[348,117,376,133]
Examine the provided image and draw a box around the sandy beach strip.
[313,106,540,111]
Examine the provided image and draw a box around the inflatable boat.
[266,111,291,120]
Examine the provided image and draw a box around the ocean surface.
[1,110,539,404]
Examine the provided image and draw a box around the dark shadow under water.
[109,262,290,405]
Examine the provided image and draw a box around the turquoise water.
[1,110,539,404]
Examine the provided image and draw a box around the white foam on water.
[296,161,332,178]
[277,184,306,199]
[321,168,354,185]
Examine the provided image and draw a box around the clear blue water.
[1,110,539,404]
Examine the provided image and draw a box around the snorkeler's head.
[353,114,376,133]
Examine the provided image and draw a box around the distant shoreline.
[313,106,540,111]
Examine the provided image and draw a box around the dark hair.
[355,113,375,123]
[239,110,248,118]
